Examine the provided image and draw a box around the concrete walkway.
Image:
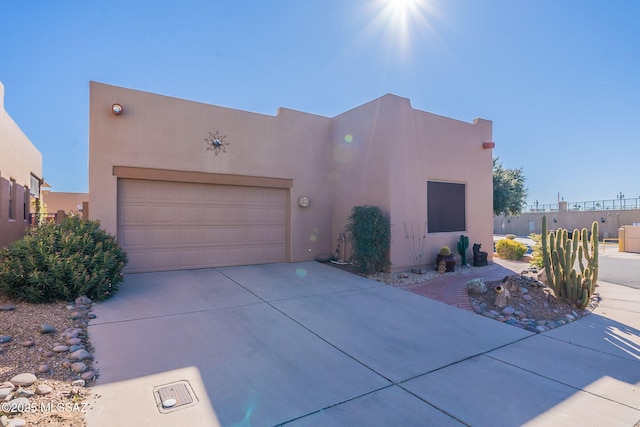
[86,261,640,426]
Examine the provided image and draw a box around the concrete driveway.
[86,261,640,426]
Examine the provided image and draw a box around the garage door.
[118,179,288,273]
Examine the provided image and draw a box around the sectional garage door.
[117,178,288,273]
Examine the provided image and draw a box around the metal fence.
[526,198,640,213]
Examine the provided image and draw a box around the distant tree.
[493,158,528,216]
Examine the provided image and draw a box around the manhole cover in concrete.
[153,380,198,413]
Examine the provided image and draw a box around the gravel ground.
[0,296,95,427]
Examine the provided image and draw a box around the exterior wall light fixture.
[112,104,124,115]
[482,142,495,149]
[298,196,310,208]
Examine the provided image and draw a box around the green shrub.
[495,239,527,260]
[345,205,391,274]
[0,216,128,303]
[505,234,517,240]
[528,233,544,267]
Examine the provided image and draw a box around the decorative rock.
[522,294,533,301]
[75,295,93,306]
[87,312,97,319]
[502,306,516,315]
[62,360,71,368]
[467,278,487,295]
[566,314,575,321]
[0,388,12,399]
[36,384,53,395]
[19,341,34,347]
[0,336,11,344]
[43,351,55,358]
[53,345,69,352]
[69,345,84,352]
[521,287,528,293]
[66,338,82,346]
[40,324,56,334]
[536,326,547,333]
[10,418,26,427]
[63,328,83,339]
[70,349,93,361]
[4,397,29,413]
[15,388,34,398]
[482,311,496,319]
[70,362,88,373]
[37,364,50,373]
[0,382,14,390]
[71,379,85,387]
[80,371,95,381]
[0,305,15,311]
[9,373,37,387]
[0,415,8,427]
[70,311,84,320]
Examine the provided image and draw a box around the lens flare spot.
[309,234,317,242]
[344,134,353,143]
[296,268,308,278]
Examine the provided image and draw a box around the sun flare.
[370,0,438,57]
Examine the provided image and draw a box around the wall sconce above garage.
[112,104,124,115]
[298,196,310,208]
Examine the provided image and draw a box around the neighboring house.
[0,81,43,248]
[89,82,494,273]
[44,191,89,216]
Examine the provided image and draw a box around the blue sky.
[2,0,639,206]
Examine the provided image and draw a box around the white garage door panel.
[118,179,288,273]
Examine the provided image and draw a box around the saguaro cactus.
[541,215,599,308]
[457,235,469,265]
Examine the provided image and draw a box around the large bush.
[345,205,391,274]
[495,238,527,260]
[0,216,127,303]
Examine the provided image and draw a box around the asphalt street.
[598,255,640,289]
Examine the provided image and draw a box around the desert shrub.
[505,234,517,240]
[0,216,127,303]
[495,238,527,260]
[345,205,391,274]
[528,233,543,267]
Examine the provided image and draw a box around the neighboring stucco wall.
[0,81,43,247]
[89,82,333,262]
[44,192,89,215]
[330,94,493,271]
[494,210,640,240]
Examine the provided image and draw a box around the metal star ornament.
[204,131,229,155]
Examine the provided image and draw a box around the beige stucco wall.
[90,82,494,270]
[89,82,333,262]
[0,81,43,247]
[44,192,89,214]
[330,94,494,271]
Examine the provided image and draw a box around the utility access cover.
[153,380,198,413]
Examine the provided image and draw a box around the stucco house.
[89,82,494,273]
[0,81,43,247]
